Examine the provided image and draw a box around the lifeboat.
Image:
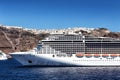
[85,53,92,58]
[102,54,109,58]
[118,54,120,57]
[110,54,118,58]
[76,53,84,58]
[94,54,100,58]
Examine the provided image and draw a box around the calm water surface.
[0,59,120,80]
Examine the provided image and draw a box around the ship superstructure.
[10,34,120,66]
[41,34,120,55]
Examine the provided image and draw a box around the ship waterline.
[10,34,120,66]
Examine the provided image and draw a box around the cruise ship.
[10,33,120,66]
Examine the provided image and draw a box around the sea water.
[0,59,120,80]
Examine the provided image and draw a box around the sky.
[0,0,120,31]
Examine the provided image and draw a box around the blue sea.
[0,59,120,80]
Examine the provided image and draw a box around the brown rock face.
[0,26,48,54]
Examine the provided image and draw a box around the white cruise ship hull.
[10,52,120,66]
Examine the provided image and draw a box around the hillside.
[75,28,120,38]
[0,26,48,54]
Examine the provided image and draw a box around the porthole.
[53,55,55,57]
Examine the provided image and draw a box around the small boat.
[85,53,92,58]
[110,54,118,58]
[76,53,84,58]
[0,51,7,60]
[102,54,109,58]
[94,54,101,58]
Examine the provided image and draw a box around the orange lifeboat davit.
[110,54,118,57]
[76,53,84,58]
[94,54,100,58]
[102,54,109,58]
[85,53,92,58]
[118,54,120,57]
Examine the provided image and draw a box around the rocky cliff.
[0,26,48,54]
[75,28,120,38]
